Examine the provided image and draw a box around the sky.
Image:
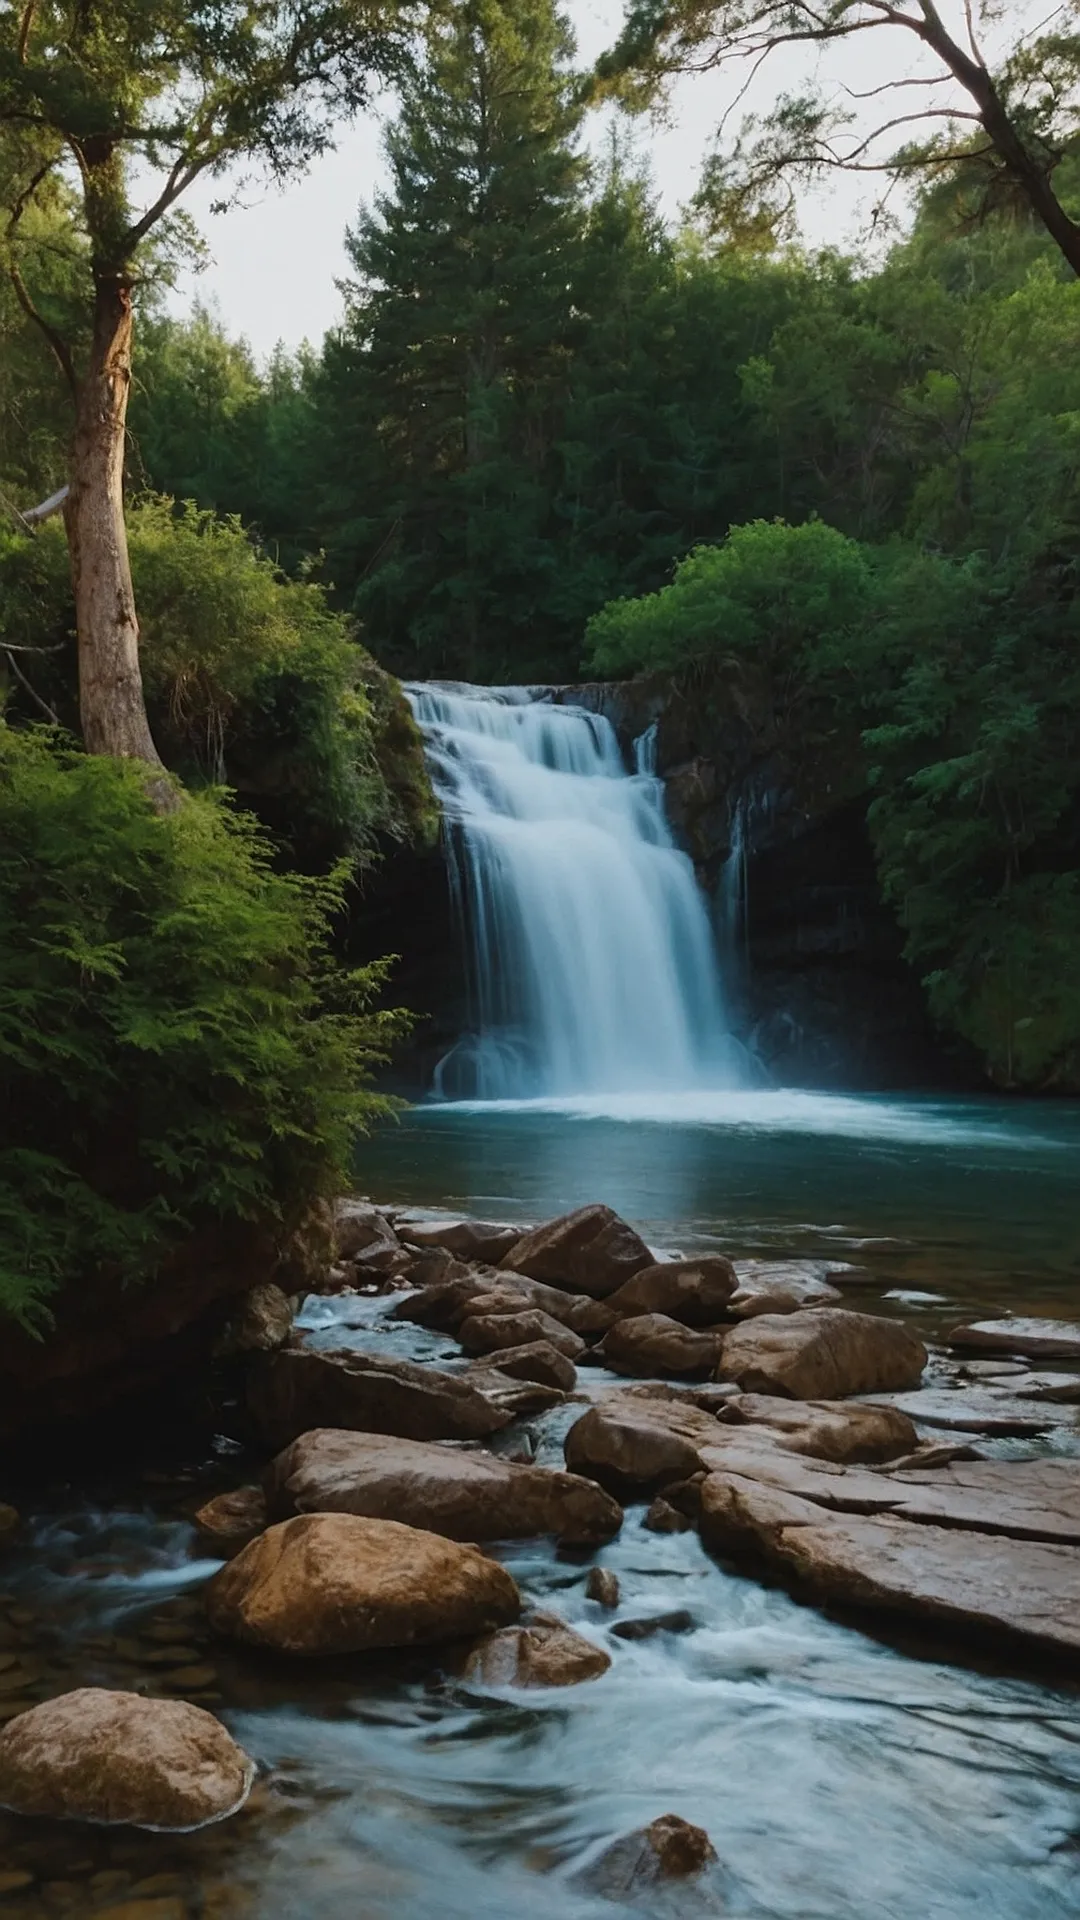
[158,0,1026,360]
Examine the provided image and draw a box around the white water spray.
[407,683,749,1099]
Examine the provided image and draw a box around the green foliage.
[586,519,873,686]
[0,725,407,1331]
[0,503,436,869]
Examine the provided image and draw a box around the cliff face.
[359,676,966,1093]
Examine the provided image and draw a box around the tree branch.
[16,1,39,61]
[3,649,61,725]
[7,263,79,398]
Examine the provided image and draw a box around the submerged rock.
[466,1611,611,1687]
[577,1814,718,1900]
[594,1314,725,1379]
[265,1429,622,1545]
[719,1309,926,1400]
[247,1347,512,1449]
[0,1690,254,1831]
[207,1513,520,1655]
[605,1257,737,1327]
[499,1204,653,1299]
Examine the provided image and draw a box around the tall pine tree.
[317,0,587,679]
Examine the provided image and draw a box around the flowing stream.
[405,684,746,1098]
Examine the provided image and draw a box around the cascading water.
[406,682,748,1099]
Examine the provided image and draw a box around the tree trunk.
[64,273,165,766]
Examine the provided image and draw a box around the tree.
[0,2,417,767]
[316,0,587,678]
[595,1,1080,276]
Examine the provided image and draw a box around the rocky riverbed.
[1,1197,1080,1918]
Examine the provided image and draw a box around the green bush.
[0,726,407,1332]
[0,501,437,870]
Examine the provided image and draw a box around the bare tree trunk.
[63,273,165,767]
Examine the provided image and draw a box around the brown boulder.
[219,1282,293,1353]
[577,1814,718,1899]
[585,1567,621,1608]
[606,1257,737,1327]
[333,1201,399,1260]
[193,1487,268,1554]
[466,1340,577,1392]
[466,1611,611,1687]
[398,1219,524,1262]
[565,1396,721,1494]
[594,1314,724,1379]
[265,1429,622,1545]
[728,1266,842,1319]
[247,1348,512,1450]
[206,1512,520,1655]
[499,1204,653,1298]
[462,1365,568,1419]
[719,1394,918,1463]
[719,1309,926,1400]
[389,1273,613,1337]
[948,1318,1080,1360]
[458,1308,586,1361]
[0,1690,254,1831]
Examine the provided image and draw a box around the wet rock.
[593,1315,725,1379]
[585,1568,620,1608]
[499,1204,653,1299]
[611,1609,695,1639]
[698,1451,1080,1660]
[462,1366,568,1419]
[220,1282,294,1353]
[398,1219,524,1262]
[350,1243,414,1282]
[735,1255,865,1290]
[719,1394,918,1463]
[643,1497,692,1534]
[333,1200,399,1260]
[465,1340,576,1392]
[0,1690,254,1831]
[719,1310,926,1400]
[466,1612,610,1687]
[247,1347,512,1449]
[861,1386,1076,1437]
[727,1267,842,1319]
[577,1814,718,1899]
[265,1429,622,1545]
[207,1513,520,1655]
[193,1489,267,1555]
[949,1318,1080,1360]
[605,1258,737,1327]
[389,1273,612,1337]
[565,1396,722,1494]
[458,1308,585,1362]
[387,1274,498,1330]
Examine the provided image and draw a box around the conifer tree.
[318,0,588,679]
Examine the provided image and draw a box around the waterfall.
[407,682,748,1100]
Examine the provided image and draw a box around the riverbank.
[1,1188,1079,1919]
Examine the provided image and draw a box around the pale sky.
[160,0,1030,360]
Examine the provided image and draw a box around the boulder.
[499,1204,653,1299]
[333,1200,399,1260]
[458,1308,586,1362]
[0,1690,254,1831]
[565,1396,722,1494]
[605,1257,737,1327]
[387,1273,498,1331]
[247,1348,512,1449]
[265,1429,622,1545]
[193,1487,268,1554]
[462,1365,568,1419]
[576,1814,718,1899]
[350,1243,414,1281]
[699,1468,1080,1662]
[719,1309,926,1400]
[206,1513,520,1655]
[465,1340,577,1392]
[859,1386,1073,1437]
[727,1268,842,1319]
[219,1282,293,1353]
[720,1394,918,1463]
[948,1318,1080,1360]
[389,1273,613,1337]
[593,1315,724,1379]
[398,1219,524,1262]
[585,1567,621,1608]
[465,1611,610,1687]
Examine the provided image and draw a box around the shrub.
[0,726,407,1332]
